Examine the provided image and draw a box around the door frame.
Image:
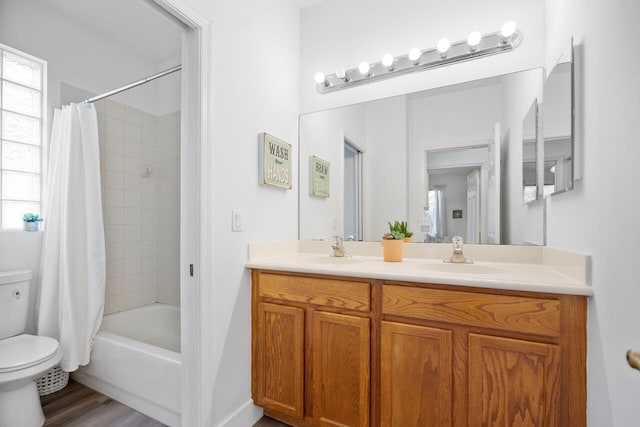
[153,1,213,426]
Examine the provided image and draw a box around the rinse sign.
[260,133,292,189]
[310,156,330,197]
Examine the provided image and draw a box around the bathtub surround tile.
[124,191,142,208]
[102,152,125,173]
[123,291,144,310]
[106,241,125,260]
[141,240,158,256]
[123,224,142,242]
[125,140,142,158]
[103,206,124,225]
[157,286,179,306]
[124,207,142,225]
[105,99,125,120]
[106,259,124,278]
[124,241,142,258]
[106,276,124,296]
[125,156,142,175]
[125,105,143,126]
[125,122,142,142]
[103,171,125,190]
[104,224,124,243]
[105,133,125,155]
[141,256,158,274]
[103,189,124,207]
[141,224,158,241]
[142,272,157,289]
[105,116,125,138]
[104,294,124,315]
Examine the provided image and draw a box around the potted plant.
[381,229,405,262]
[388,221,414,243]
[23,213,43,232]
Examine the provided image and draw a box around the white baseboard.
[216,399,263,427]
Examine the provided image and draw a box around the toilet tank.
[0,270,32,339]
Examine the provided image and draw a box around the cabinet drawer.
[382,284,560,337]
[258,273,371,312]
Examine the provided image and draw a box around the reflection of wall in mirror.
[299,96,407,240]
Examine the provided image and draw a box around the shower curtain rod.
[81,64,182,104]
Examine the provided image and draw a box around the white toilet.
[0,270,62,427]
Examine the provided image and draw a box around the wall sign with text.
[260,133,292,189]
[310,156,330,197]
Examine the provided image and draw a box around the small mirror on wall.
[522,99,538,204]
[542,44,574,196]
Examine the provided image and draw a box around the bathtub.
[72,303,181,426]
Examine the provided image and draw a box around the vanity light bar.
[315,24,523,94]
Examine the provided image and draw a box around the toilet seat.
[0,334,59,373]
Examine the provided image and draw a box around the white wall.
[300,0,545,113]
[544,0,640,424]
[181,0,301,425]
[299,103,367,239]
[363,96,407,240]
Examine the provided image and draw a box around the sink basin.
[413,263,504,275]
[307,256,365,265]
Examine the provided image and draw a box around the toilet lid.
[0,334,59,373]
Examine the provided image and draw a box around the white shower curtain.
[38,103,105,372]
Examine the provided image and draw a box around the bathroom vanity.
[248,241,590,427]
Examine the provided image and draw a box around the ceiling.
[38,0,183,64]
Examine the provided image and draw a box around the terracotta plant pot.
[403,237,412,243]
[381,239,404,262]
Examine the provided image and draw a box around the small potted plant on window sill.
[23,213,43,232]
[381,230,405,262]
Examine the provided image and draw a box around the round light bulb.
[408,47,421,62]
[314,72,326,85]
[467,31,482,49]
[336,68,347,80]
[437,38,451,55]
[358,62,371,76]
[501,21,517,38]
[382,53,394,68]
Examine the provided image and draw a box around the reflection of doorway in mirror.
[344,140,362,241]
[467,169,481,243]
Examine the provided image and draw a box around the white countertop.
[246,241,593,296]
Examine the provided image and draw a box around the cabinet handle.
[627,350,640,371]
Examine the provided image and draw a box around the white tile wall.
[60,83,181,314]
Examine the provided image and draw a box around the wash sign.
[260,133,292,189]
[310,156,330,197]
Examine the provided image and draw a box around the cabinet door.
[380,321,453,427]
[255,302,305,419]
[312,311,370,427]
[468,334,560,426]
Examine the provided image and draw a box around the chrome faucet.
[331,236,351,257]
[444,236,472,264]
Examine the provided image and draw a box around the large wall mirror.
[542,48,574,196]
[299,68,545,245]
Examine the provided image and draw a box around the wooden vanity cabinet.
[252,271,373,427]
[381,283,586,427]
[252,270,587,427]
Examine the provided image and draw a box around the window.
[0,44,46,229]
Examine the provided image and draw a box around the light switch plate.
[232,209,242,232]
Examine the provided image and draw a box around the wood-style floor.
[40,379,290,426]
[41,380,166,427]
